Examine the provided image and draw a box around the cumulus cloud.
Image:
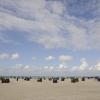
[71,58,88,71]
[94,62,100,71]
[59,55,73,62]
[11,53,20,60]
[59,64,66,69]
[49,66,54,70]
[44,66,54,71]
[24,65,30,69]
[57,64,68,72]
[79,58,88,71]
[87,62,100,72]
[0,0,99,50]
[1,61,100,76]
[45,56,55,61]
[0,53,9,60]
[8,64,34,75]
[0,53,20,60]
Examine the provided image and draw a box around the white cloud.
[87,62,100,72]
[79,59,88,71]
[59,64,67,69]
[11,53,20,60]
[43,64,68,73]
[71,58,88,71]
[94,62,100,71]
[59,55,73,62]
[49,66,54,70]
[15,64,23,67]
[0,53,9,60]
[9,64,34,75]
[1,61,100,75]
[45,56,55,61]
[88,67,93,71]
[24,65,30,69]
[0,0,100,50]
[48,1,65,15]
[32,57,36,61]
[43,66,54,71]
[0,53,20,60]
[71,66,78,71]
[44,66,49,69]
[57,64,68,72]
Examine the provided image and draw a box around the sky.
[0,0,100,76]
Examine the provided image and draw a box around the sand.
[0,78,100,100]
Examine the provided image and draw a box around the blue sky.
[0,0,100,76]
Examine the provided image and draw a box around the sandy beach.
[0,78,100,100]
